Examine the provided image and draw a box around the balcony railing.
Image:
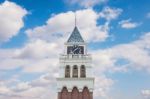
[59,54,92,60]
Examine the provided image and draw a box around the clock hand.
[73,47,78,53]
[79,48,81,54]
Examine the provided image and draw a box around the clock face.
[67,45,84,54]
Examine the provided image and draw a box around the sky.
[0,0,150,99]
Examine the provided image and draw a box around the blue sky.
[0,0,150,99]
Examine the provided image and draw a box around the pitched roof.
[67,27,84,43]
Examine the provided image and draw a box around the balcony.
[59,54,92,60]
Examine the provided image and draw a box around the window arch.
[82,87,90,99]
[73,65,78,78]
[61,87,68,99]
[71,87,79,99]
[80,65,86,77]
[65,65,70,78]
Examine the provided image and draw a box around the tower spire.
[67,12,84,43]
[75,11,76,27]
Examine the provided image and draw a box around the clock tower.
[57,26,94,99]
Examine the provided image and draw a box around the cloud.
[92,49,128,74]
[17,39,60,59]
[94,75,114,98]
[141,90,150,99]
[147,12,150,18]
[91,32,150,73]
[119,19,140,29]
[0,71,113,99]
[0,84,12,96]
[0,39,59,73]
[26,8,112,42]
[0,73,57,99]
[0,1,27,43]
[99,6,122,21]
[64,0,108,8]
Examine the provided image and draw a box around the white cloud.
[119,19,140,29]
[64,0,108,8]
[91,32,150,73]
[18,39,60,59]
[26,8,112,42]
[0,85,12,95]
[0,1,27,43]
[30,73,56,87]
[94,75,114,98]
[142,90,150,99]
[25,7,123,43]
[147,12,150,18]
[92,49,128,73]
[23,58,58,73]
[99,6,122,21]
[0,58,27,70]
[0,73,57,99]
[0,39,60,73]
[13,82,31,92]
[0,72,113,99]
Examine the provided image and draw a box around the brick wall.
[59,87,92,99]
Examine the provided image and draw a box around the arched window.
[80,65,86,77]
[73,65,78,78]
[65,65,70,78]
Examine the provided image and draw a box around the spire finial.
[75,11,77,27]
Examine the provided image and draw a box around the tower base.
[58,87,93,99]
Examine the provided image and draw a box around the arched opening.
[82,87,90,99]
[80,65,86,78]
[71,87,79,99]
[73,65,78,78]
[65,65,70,78]
[61,87,68,99]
